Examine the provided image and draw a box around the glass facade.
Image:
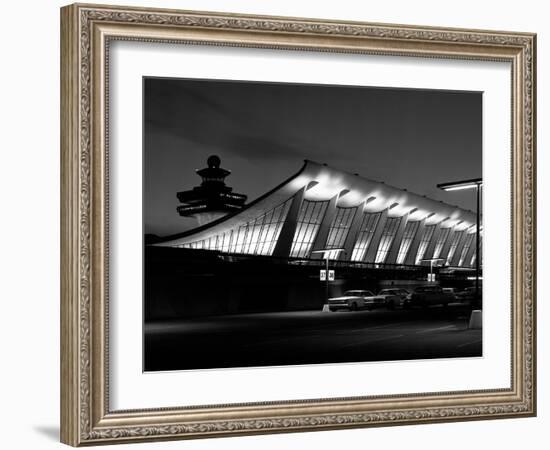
[375,217,402,264]
[470,236,481,267]
[396,221,420,265]
[432,227,451,259]
[289,200,329,258]
[179,197,292,256]
[458,232,475,266]
[446,230,464,265]
[324,206,357,259]
[415,224,436,264]
[174,190,476,267]
[350,212,381,262]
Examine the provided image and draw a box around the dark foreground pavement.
[144,305,482,371]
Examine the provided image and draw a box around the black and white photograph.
[1,0,543,447]
[143,77,483,372]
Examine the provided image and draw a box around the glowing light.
[441,184,477,191]
[312,248,345,260]
[437,178,482,191]
[338,189,365,206]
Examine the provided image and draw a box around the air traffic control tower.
[176,155,247,226]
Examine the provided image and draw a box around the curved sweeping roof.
[155,160,478,247]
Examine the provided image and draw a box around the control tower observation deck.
[176,155,247,226]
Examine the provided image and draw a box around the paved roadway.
[144,305,482,371]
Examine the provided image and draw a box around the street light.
[437,178,482,305]
[312,248,345,308]
[419,257,445,282]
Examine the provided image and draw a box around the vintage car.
[455,286,482,306]
[377,288,411,309]
[328,290,386,312]
[403,285,455,309]
[441,287,458,301]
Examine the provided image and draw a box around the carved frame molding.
[61,3,536,446]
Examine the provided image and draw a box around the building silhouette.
[176,155,247,226]
[157,160,481,268]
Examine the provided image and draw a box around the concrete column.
[450,230,468,267]
[364,208,389,263]
[272,186,306,258]
[462,232,477,267]
[404,218,426,266]
[311,193,340,257]
[341,203,364,261]
[385,213,410,265]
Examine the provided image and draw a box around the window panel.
[290,200,329,258]
[415,224,436,264]
[325,207,357,251]
[396,221,420,265]
[253,199,292,256]
[433,227,451,259]
[470,236,481,267]
[178,197,292,256]
[375,217,402,264]
[458,232,475,266]
[350,212,381,262]
[446,230,464,265]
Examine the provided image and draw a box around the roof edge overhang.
[153,160,309,244]
[153,159,480,247]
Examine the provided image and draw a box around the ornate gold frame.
[60,3,536,446]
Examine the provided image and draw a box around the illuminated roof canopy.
[158,160,481,268]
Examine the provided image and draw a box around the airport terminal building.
[156,159,481,269]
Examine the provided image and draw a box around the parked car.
[455,286,482,305]
[403,285,455,309]
[377,288,410,309]
[441,287,458,301]
[328,290,386,312]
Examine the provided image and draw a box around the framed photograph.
[60,3,536,446]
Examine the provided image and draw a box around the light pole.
[420,257,445,282]
[437,178,482,305]
[312,248,345,307]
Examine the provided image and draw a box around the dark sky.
[144,77,481,236]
